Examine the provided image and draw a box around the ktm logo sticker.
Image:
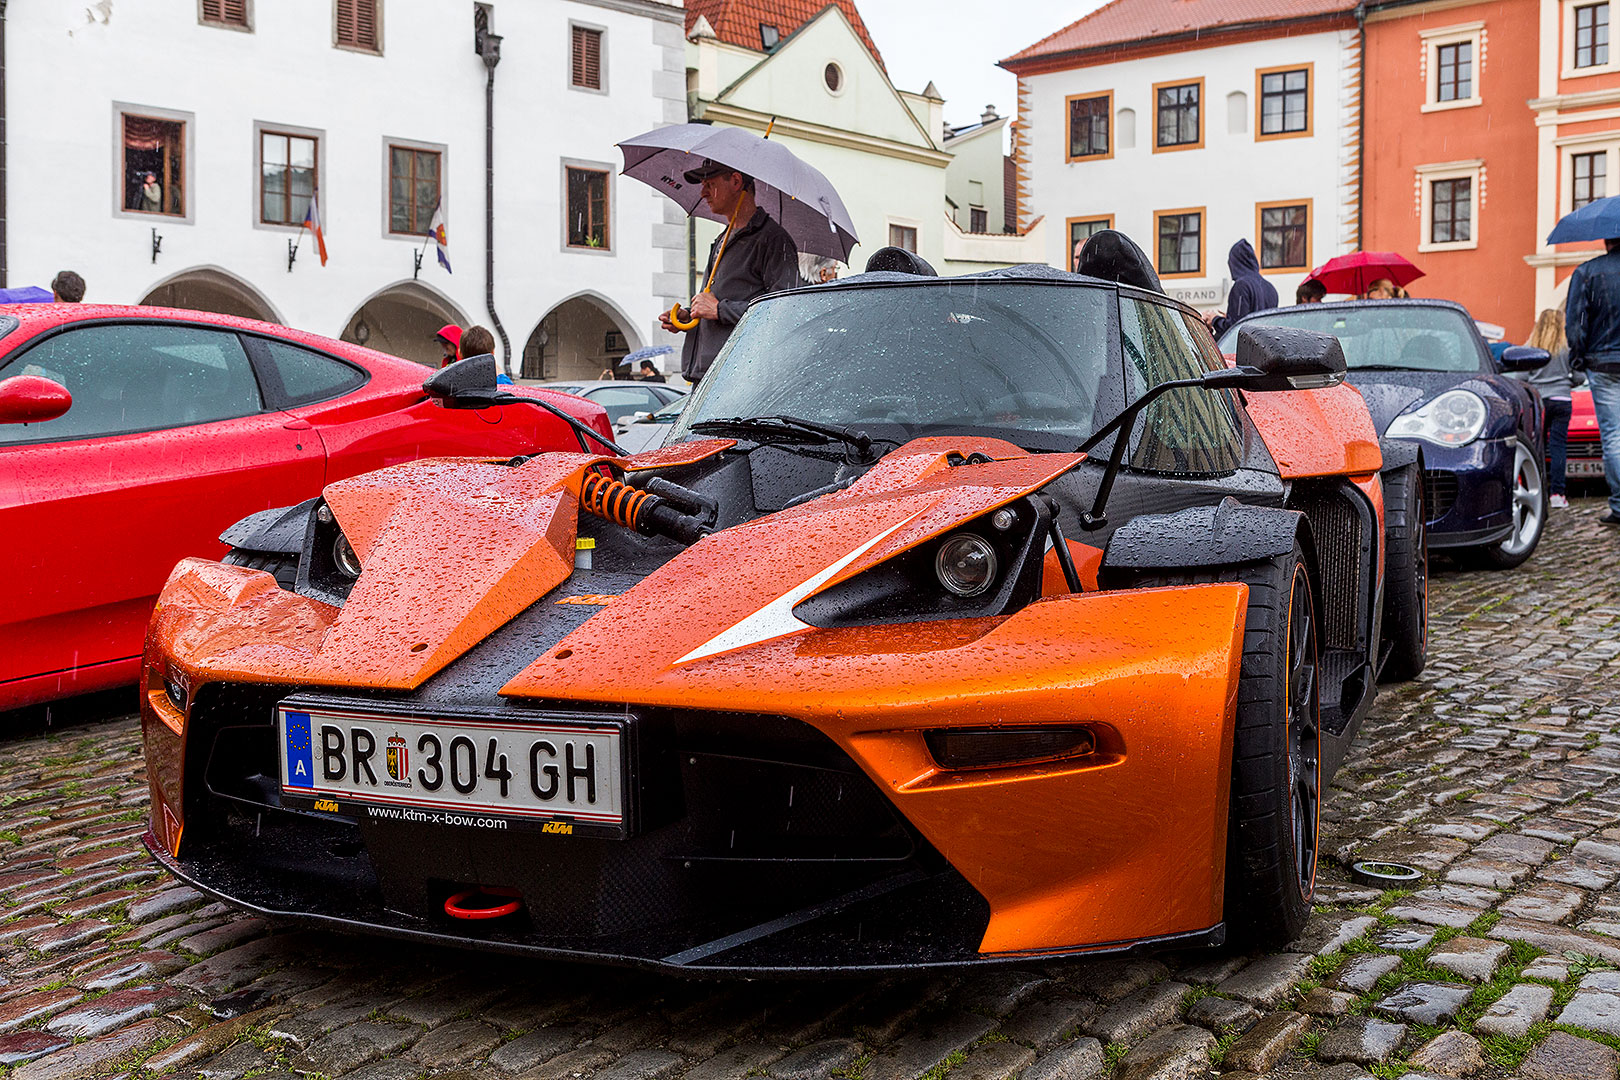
[541,821,574,835]
[556,594,619,606]
[313,799,340,812]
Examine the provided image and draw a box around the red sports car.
[1568,386,1602,483]
[0,304,611,711]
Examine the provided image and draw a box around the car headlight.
[935,533,999,597]
[1385,389,1487,447]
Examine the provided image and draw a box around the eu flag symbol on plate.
[284,710,314,788]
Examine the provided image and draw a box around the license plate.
[278,704,625,833]
[1569,459,1606,477]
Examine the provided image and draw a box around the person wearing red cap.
[435,324,463,368]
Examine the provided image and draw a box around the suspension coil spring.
[580,472,653,531]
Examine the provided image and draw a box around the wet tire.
[1225,544,1321,949]
[1379,463,1428,682]
[222,549,298,590]
[1474,437,1547,570]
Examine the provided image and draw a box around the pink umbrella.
[1309,252,1425,296]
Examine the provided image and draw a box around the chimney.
[981,105,998,124]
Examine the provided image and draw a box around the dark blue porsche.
[1220,300,1550,568]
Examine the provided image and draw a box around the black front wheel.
[1225,544,1321,948]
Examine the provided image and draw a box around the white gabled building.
[683,0,1042,280]
[2,0,686,378]
[1001,0,1363,306]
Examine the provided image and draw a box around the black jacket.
[1210,240,1278,337]
[682,208,800,382]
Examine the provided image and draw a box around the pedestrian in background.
[50,271,85,303]
[658,161,799,386]
[1566,236,1620,524]
[635,360,665,383]
[1515,308,1580,510]
[460,326,494,358]
[1206,239,1277,336]
[1296,278,1326,304]
[434,324,462,368]
[140,172,162,213]
[1364,279,1407,300]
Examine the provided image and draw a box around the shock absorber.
[579,472,712,545]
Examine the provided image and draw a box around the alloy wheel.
[1285,565,1321,900]
[1499,442,1545,558]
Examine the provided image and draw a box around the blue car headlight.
[1385,389,1487,447]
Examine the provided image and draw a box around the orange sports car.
[141,235,1426,972]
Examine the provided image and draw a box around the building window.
[389,146,440,235]
[1154,80,1203,152]
[260,131,317,227]
[1431,178,1472,244]
[825,63,844,93]
[121,114,185,217]
[200,0,249,29]
[1257,66,1310,138]
[335,0,379,51]
[571,25,602,90]
[970,207,988,233]
[1436,42,1472,102]
[1256,201,1310,271]
[1577,2,1610,67]
[1574,150,1608,209]
[888,224,918,251]
[1153,208,1204,277]
[1068,216,1114,270]
[1066,92,1112,161]
[567,167,610,249]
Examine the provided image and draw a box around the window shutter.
[337,0,377,49]
[202,0,223,19]
[223,0,246,23]
[572,26,601,89]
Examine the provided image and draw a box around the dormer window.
[760,24,779,50]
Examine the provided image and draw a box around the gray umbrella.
[618,123,858,260]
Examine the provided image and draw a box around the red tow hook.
[444,886,522,920]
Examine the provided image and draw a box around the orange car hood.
[504,439,1083,699]
[160,438,1080,692]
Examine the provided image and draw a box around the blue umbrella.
[622,345,673,365]
[1547,196,1620,244]
[0,286,52,303]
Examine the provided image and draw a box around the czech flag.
[429,202,451,273]
[303,190,328,266]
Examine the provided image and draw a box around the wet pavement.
[4,498,1620,1080]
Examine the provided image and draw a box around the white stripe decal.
[673,514,922,666]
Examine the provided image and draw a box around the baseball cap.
[683,159,742,185]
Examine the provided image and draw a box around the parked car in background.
[613,394,688,454]
[0,304,611,711]
[1568,386,1603,484]
[1221,300,1550,568]
[538,379,685,425]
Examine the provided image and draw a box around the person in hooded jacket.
[1205,240,1278,337]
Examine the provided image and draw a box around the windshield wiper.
[691,415,881,462]
[1349,364,1427,371]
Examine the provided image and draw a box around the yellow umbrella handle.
[668,200,747,335]
[669,303,699,331]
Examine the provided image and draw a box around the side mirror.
[1210,325,1348,392]
[0,375,72,424]
[423,353,502,409]
[1499,345,1552,372]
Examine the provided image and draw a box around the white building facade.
[1002,1,1362,306]
[4,0,686,378]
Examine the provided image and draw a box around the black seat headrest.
[864,247,938,276]
[1075,230,1163,294]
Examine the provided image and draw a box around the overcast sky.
[856,0,1110,141]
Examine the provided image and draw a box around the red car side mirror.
[0,375,72,424]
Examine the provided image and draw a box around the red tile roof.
[686,0,885,70]
[1002,0,1359,68]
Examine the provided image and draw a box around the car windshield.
[671,282,1118,450]
[1218,305,1485,373]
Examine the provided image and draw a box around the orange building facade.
[1363,0,1543,343]
[1530,0,1620,315]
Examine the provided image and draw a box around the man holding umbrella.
[658,162,799,385]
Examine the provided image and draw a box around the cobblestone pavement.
[5,501,1620,1080]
